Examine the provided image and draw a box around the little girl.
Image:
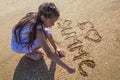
[11,2,75,74]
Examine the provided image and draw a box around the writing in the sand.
[56,19,102,76]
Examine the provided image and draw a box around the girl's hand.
[56,49,65,58]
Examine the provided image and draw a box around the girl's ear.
[41,15,46,22]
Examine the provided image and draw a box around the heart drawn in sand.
[84,29,102,42]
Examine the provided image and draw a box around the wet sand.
[0,0,120,80]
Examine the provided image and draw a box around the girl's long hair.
[14,2,60,52]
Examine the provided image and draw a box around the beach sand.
[0,0,120,80]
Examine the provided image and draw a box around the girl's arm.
[36,29,75,73]
[47,34,57,51]
[47,34,65,58]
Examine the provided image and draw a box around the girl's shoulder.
[21,24,41,32]
[21,24,32,32]
[37,25,51,36]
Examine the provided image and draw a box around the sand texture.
[0,0,120,80]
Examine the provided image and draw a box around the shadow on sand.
[13,56,56,80]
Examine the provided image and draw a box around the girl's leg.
[25,48,44,60]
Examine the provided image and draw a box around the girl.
[11,2,75,74]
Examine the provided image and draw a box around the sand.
[0,0,120,80]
